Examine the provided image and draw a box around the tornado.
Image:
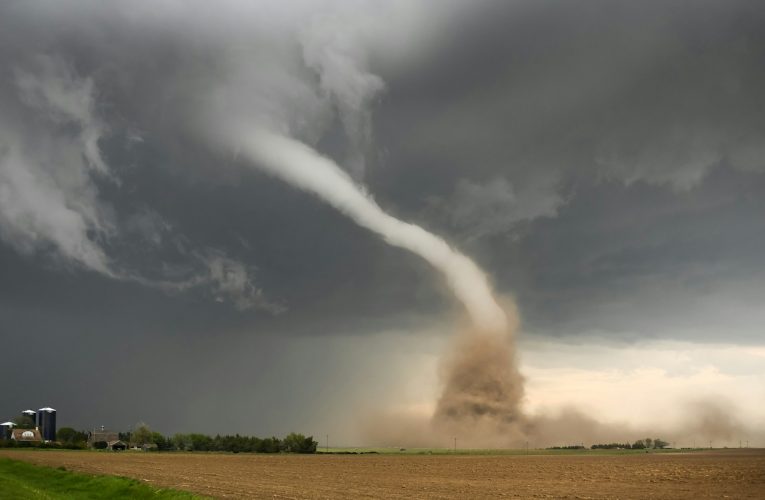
[232,128,524,441]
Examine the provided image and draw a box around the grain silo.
[21,410,36,427]
[0,422,14,440]
[37,407,57,441]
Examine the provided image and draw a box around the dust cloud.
[361,377,761,449]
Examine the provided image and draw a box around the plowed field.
[2,449,763,499]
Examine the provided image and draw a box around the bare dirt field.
[2,449,763,499]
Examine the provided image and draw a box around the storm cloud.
[1,0,764,444]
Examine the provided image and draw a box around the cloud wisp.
[0,54,280,313]
[0,55,115,275]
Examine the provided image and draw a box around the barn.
[10,428,42,443]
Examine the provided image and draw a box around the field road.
[2,448,764,499]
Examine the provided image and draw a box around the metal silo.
[38,407,57,441]
[21,410,36,427]
[0,422,14,440]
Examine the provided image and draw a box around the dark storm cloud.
[371,0,765,215]
[368,0,765,340]
[1,0,764,434]
[497,166,765,342]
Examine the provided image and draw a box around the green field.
[0,458,204,499]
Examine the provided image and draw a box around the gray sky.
[1,0,763,444]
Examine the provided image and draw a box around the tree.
[56,427,87,445]
[256,437,282,453]
[57,427,76,443]
[644,438,653,449]
[132,423,152,446]
[150,432,172,450]
[282,433,318,454]
[632,440,646,449]
[173,433,191,451]
[654,438,670,449]
[189,433,213,451]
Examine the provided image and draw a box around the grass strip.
[0,457,205,499]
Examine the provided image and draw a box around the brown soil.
[2,449,764,499]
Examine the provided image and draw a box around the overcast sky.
[1,0,763,445]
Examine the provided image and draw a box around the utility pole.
[326,434,329,454]
[454,437,457,453]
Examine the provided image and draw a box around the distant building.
[0,422,14,440]
[21,410,36,425]
[1,406,57,443]
[88,428,119,448]
[87,429,130,451]
[37,407,57,441]
[107,440,128,451]
[10,428,42,443]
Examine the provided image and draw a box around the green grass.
[0,458,205,499]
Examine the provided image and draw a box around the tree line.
[159,432,316,453]
[2,423,317,454]
[119,423,317,453]
[591,438,670,450]
[111,424,316,453]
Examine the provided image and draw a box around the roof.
[11,428,42,441]
[22,410,36,415]
[38,407,56,412]
[89,430,119,442]
[0,422,15,426]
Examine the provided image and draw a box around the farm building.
[107,440,128,451]
[88,428,127,449]
[37,407,57,441]
[10,428,42,443]
[0,422,14,440]
[1,407,57,442]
